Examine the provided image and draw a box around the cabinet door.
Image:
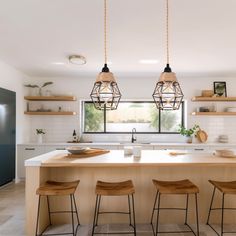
[44,145,67,152]
[119,145,154,150]
[153,146,185,150]
[17,145,45,179]
[184,146,210,153]
[87,145,119,150]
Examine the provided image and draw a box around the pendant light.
[90,0,121,110]
[153,0,183,110]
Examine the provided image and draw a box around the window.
[83,101,184,133]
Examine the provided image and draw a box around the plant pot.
[186,136,193,143]
[37,134,43,144]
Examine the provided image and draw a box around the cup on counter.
[133,146,142,158]
[124,146,133,156]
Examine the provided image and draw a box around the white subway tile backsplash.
[25,76,236,144]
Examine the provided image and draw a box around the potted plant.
[24,82,53,96]
[178,125,199,143]
[36,129,45,143]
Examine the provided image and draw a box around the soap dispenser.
[72,130,77,142]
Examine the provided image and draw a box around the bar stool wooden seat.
[35,180,80,236]
[92,180,136,236]
[151,179,199,236]
[207,180,236,235]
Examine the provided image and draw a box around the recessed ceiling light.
[51,62,65,65]
[139,59,159,64]
[68,55,86,65]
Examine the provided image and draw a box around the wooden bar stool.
[150,179,199,236]
[35,180,80,236]
[92,180,136,235]
[207,180,236,236]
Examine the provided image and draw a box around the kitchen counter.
[19,142,236,148]
[25,150,236,236]
[25,150,236,167]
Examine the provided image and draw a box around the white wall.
[0,61,29,144]
[24,75,236,143]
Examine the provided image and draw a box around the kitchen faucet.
[131,128,137,143]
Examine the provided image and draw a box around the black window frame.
[82,101,185,134]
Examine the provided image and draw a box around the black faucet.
[131,128,137,143]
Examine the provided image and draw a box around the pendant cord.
[166,0,170,64]
[104,0,107,64]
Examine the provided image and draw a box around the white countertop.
[25,150,236,167]
[19,142,236,146]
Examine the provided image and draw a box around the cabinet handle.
[194,148,204,151]
[25,148,35,151]
[56,148,66,150]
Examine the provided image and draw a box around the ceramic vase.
[37,134,43,144]
[186,136,193,143]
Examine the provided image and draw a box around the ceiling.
[0,0,236,78]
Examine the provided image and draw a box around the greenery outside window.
[83,101,184,133]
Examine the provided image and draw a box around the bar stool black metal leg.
[95,195,101,226]
[206,187,216,225]
[155,193,161,236]
[128,195,132,226]
[221,193,225,236]
[151,191,159,236]
[92,195,99,236]
[131,194,136,236]
[150,190,159,224]
[35,195,41,236]
[195,193,200,236]
[72,194,80,226]
[70,194,75,236]
[46,196,52,226]
[185,194,189,225]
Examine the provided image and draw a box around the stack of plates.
[214,149,236,158]
[218,135,229,143]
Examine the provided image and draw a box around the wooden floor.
[0,182,236,235]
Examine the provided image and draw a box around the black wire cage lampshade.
[153,64,183,110]
[152,0,184,110]
[90,63,121,110]
[90,0,121,110]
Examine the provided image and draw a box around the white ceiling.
[0,0,236,77]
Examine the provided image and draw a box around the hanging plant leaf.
[42,82,53,87]
[24,84,39,88]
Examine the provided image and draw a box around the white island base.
[25,150,236,236]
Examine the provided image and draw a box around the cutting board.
[196,129,208,143]
[67,148,110,158]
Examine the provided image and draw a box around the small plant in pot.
[178,125,199,143]
[36,129,45,143]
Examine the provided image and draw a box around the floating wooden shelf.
[24,96,77,101]
[191,112,236,116]
[24,111,76,115]
[191,96,236,102]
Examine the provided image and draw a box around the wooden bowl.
[201,90,214,97]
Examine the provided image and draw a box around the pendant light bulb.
[90,0,121,110]
[152,0,183,110]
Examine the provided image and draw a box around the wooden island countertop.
[25,150,236,236]
[25,149,236,167]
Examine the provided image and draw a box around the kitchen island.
[25,150,236,236]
